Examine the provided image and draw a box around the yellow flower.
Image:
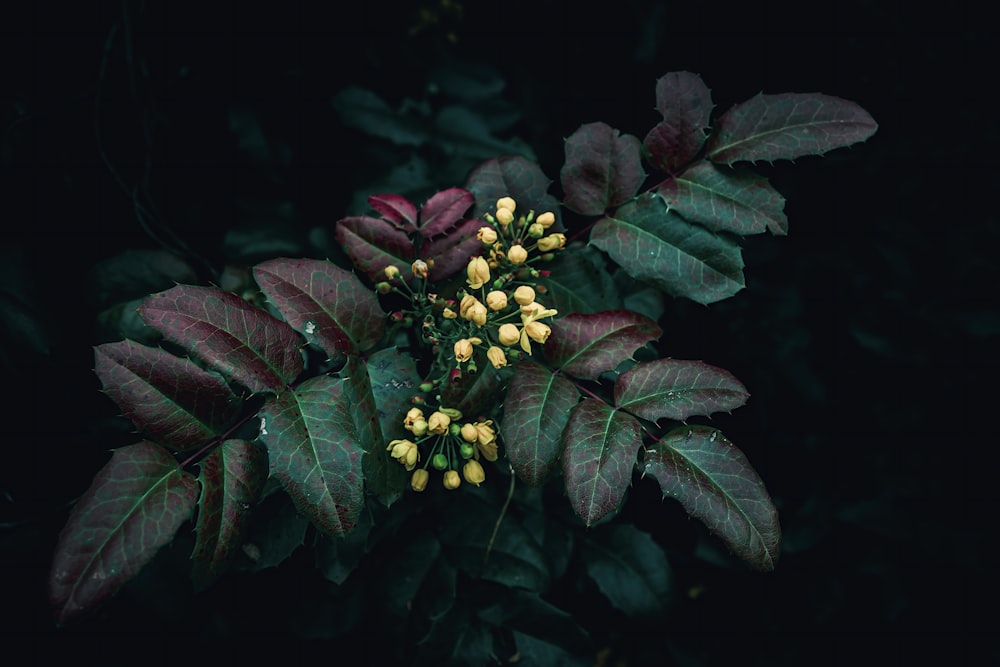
[460,422,478,443]
[477,226,498,244]
[513,285,535,306]
[453,337,482,363]
[496,196,516,212]
[465,301,488,327]
[404,407,424,429]
[411,259,429,278]
[443,469,462,490]
[387,439,420,471]
[473,420,498,461]
[442,307,458,319]
[521,301,558,323]
[384,265,401,280]
[411,419,428,437]
[463,460,486,486]
[485,290,508,311]
[411,469,429,492]
[497,323,520,346]
[486,346,507,368]
[535,211,556,228]
[466,257,491,289]
[524,321,551,345]
[427,411,451,435]
[496,208,514,226]
[459,293,479,319]
[537,233,566,252]
[508,244,528,265]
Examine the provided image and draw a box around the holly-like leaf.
[657,160,788,235]
[503,360,579,486]
[365,348,419,505]
[615,358,749,422]
[560,122,645,216]
[417,187,475,238]
[49,442,198,625]
[561,400,643,526]
[464,155,562,229]
[191,439,268,589]
[419,217,485,282]
[706,92,878,165]
[581,524,673,617]
[94,340,241,451]
[643,71,714,173]
[258,372,372,536]
[546,311,662,381]
[538,244,623,316]
[253,257,386,356]
[137,285,304,394]
[335,215,416,283]
[643,425,780,571]
[590,193,745,305]
[368,193,418,232]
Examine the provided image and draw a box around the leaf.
[365,348,420,505]
[368,193,418,232]
[314,508,373,585]
[258,372,372,536]
[419,218,486,282]
[334,215,416,283]
[478,589,592,658]
[230,488,310,572]
[417,187,475,238]
[137,285,304,394]
[642,425,780,571]
[581,524,673,617]
[191,439,268,589]
[706,92,878,165]
[253,257,386,356]
[48,442,198,625]
[590,193,745,305]
[561,400,643,526]
[439,363,508,418]
[331,86,428,146]
[434,105,536,161]
[537,244,623,316]
[614,358,750,422]
[94,340,242,451]
[464,155,562,228]
[560,122,645,216]
[546,311,662,382]
[657,160,788,236]
[502,360,579,486]
[643,71,714,173]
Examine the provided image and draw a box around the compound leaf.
[546,311,662,381]
[335,215,416,283]
[365,348,419,505]
[561,122,645,216]
[615,358,749,422]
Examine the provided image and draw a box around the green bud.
[492,278,505,290]
[438,407,464,419]
[449,423,462,437]
[432,453,449,470]
[460,443,476,459]
[419,381,435,393]
[376,281,393,294]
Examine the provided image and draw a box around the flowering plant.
[49,71,876,648]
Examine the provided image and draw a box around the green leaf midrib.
[709,117,871,158]
[257,268,359,352]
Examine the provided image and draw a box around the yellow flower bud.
[513,285,535,306]
[497,323,520,346]
[442,307,458,319]
[486,346,507,369]
[485,290,508,311]
[466,256,491,289]
[411,469,429,492]
[524,321,551,345]
[537,233,566,252]
[459,293,478,319]
[496,196,516,212]
[387,439,420,471]
[473,420,496,447]
[477,226,498,244]
[460,422,478,443]
[463,460,486,486]
[411,259,429,278]
[454,338,475,363]
[411,419,428,437]
[443,469,462,490]
[404,407,424,429]
[535,211,556,228]
[527,223,544,238]
[496,208,514,226]
[476,438,499,462]
[427,411,451,435]
[466,302,488,327]
[507,244,528,265]
[384,265,401,280]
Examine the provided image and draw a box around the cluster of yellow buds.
[479,197,566,271]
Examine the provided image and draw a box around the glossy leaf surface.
[546,311,662,381]
[560,122,645,216]
[368,193,418,232]
[49,442,198,625]
[615,358,749,422]
[417,187,475,238]
[643,71,714,173]
[335,215,416,283]
[643,425,780,570]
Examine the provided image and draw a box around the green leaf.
[560,121,645,216]
[230,488,310,572]
[537,244,623,316]
[191,439,268,589]
[94,340,242,451]
[643,425,780,571]
[657,160,788,236]
[365,348,419,505]
[48,442,198,625]
[561,400,643,526]
[581,523,673,617]
[258,371,374,536]
[331,86,429,146]
[314,508,373,585]
[706,92,878,164]
[478,589,592,657]
[254,257,386,355]
[642,71,714,173]
[590,193,745,305]
[334,215,416,283]
[439,364,508,418]
[137,285,304,394]
[434,105,535,162]
[464,155,562,229]
[503,360,579,486]
[614,358,749,422]
[546,311,662,381]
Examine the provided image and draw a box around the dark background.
[2,0,994,663]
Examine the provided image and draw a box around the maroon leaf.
[656,161,788,236]
[49,442,198,625]
[561,400,643,526]
[503,360,580,485]
[642,426,780,571]
[191,439,268,589]
[560,122,645,216]
[464,155,562,229]
[137,285,304,394]
[254,258,386,356]
[335,215,416,283]
[95,340,241,451]
[614,359,749,422]
[643,71,714,173]
[706,92,878,165]
[417,187,475,238]
[419,217,486,281]
[546,311,662,381]
[368,193,418,232]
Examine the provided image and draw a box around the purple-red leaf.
[419,217,486,282]
[706,92,878,165]
[464,155,562,230]
[643,426,780,571]
[253,258,386,356]
[562,400,643,526]
[546,311,662,381]
[560,122,645,216]
[137,285,304,394]
[417,187,475,238]
[191,439,268,589]
[614,359,749,422]
[49,442,198,625]
[657,161,788,235]
[503,360,580,486]
[335,215,416,283]
[590,194,745,305]
[643,71,714,173]
[94,340,241,451]
[368,193,418,232]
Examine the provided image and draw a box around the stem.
[482,461,516,569]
